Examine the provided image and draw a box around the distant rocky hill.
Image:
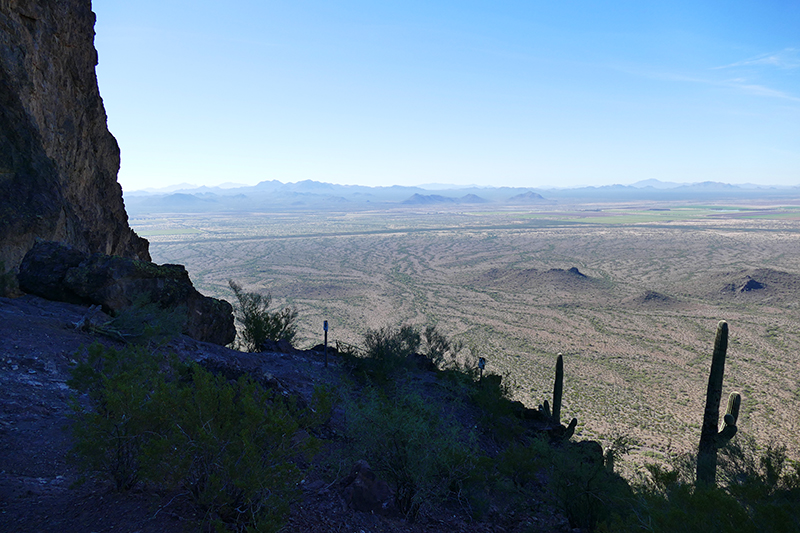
[713,267,800,303]
[508,191,547,203]
[0,0,149,284]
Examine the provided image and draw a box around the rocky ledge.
[18,241,234,345]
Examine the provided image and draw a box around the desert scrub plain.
[130,202,800,471]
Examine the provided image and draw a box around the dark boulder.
[310,343,338,355]
[342,460,395,515]
[16,241,89,304]
[19,241,234,345]
[568,439,605,467]
[260,338,295,354]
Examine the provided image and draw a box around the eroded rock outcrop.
[19,241,235,346]
[0,0,149,285]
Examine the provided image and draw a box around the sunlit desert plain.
[130,202,800,470]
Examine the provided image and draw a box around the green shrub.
[344,385,477,518]
[68,343,309,532]
[717,436,800,531]
[67,343,170,490]
[363,324,420,361]
[550,444,632,531]
[497,438,552,489]
[469,372,526,441]
[421,325,463,369]
[602,438,800,533]
[147,365,303,532]
[228,279,298,351]
[603,473,756,533]
[343,324,474,383]
[293,384,336,430]
[607,483,754,533]
[344,324,421,381]
[457,455,500,520]
[455,437,554,520]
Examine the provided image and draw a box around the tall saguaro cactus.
[552,352,563,423]
[696,320,742,485]
[539,353,577,441]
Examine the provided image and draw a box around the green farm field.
[130,202,800,469]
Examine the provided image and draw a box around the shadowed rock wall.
[0,0,149,279]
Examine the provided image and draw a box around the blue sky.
[92,1,800,191]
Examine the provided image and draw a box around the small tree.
[364,324,420,362]
[422,325,463,369]
[228,280,298,351]
[341,324,423,381]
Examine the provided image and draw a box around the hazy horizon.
[123,177,796,195]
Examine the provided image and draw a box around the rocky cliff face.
[0,0,149,283]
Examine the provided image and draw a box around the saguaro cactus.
[552,352,563,423]
[539,353,578,441]
[696,320,742,485]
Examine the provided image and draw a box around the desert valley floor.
[130,202,800,470]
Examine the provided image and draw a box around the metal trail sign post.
[323,320,328,368]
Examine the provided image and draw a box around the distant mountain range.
[402,193,489,205]
[122,179,800,214]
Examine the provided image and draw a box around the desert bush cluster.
[602,439,800,532]
[68,343,325,532]
[67,303,800,532]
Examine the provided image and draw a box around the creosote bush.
[345,324,469,381]
[343,324,422,381]
[364,324,420,366]
[67,343,168,491]
[148,365,305,531]
[422,324,464,369]
[550,443,632,530]
[228,279,298,351]
[68,342,316,532]
[344,385,477,519]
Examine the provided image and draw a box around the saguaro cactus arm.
[540,400,551,419]
[717,392,741,443]
[564,417,577,441]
